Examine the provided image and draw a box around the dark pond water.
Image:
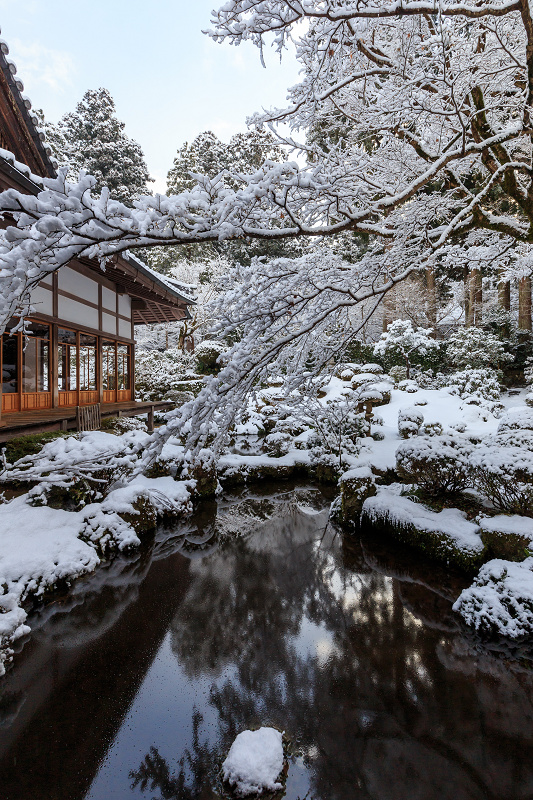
[1,483,533,800]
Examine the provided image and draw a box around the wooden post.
[147,405,154,433]
[97,336,104,405]
[51,324,59,408]
[518,276,532,330]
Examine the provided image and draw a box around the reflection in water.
[0,484,533,800]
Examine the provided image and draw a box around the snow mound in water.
[222,727,284,796]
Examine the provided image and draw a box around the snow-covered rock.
[362,487,486,570]
[222,727,285,797]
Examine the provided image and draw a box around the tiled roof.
[0,28,56,177]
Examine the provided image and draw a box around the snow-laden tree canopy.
[2,0,533,454]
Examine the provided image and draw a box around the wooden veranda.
[0,400,173,442]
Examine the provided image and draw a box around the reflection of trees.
[139,490,533,800]
[170,492,324,681]
[130,710,218,800]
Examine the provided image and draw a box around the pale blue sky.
[0,0,300,191]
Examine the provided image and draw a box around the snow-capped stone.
[222,727,284,796]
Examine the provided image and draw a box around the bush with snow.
[302,395,369,466]
[373,320,440,379]
[397,408,424,439]
[436,368,503,416]
[135,347,196,401]
[195,339,228,374]
[525,356,533,386]
[470,443,533,517]
[446,327,513,370]
[453,558,533,640]
[396,434,473,495]
[497,407,533,434]
[388,365,408,385]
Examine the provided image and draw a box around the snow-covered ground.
[0,376,531,672]
[0,430,194,676]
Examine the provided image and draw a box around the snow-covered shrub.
[453,557,533,640]
[101,416,148,435]
[388,365,408,385]
[446,327,513,370]
[396,434,474,495]
[300,395,369,467]
[423,421,443,437]
[497,407,533,434]
[438,368,503,416]
[264,431,293,457]
[360,363,383,374]
[351,371,384,389]
[397,379,418,393]
[135,347,195,401]
[470,444,533,516]
[374,320,440,379]
[195,339,228,374]
[525,356,533,386]
[398,408,424,438]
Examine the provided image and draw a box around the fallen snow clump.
[222,727,284,796]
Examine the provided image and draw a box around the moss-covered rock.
[336,467,376,525]
[362,489,487,571]
[191,453,218,498]
[118,495,157,537]
[479,515,533,561]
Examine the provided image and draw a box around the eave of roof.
[0,34,56,179]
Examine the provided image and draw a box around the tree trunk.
[467,268,482,326]
[425,267,437,331]
[382,287,395,332]
[498,270,511,312]
[518,276,532,331]
[464,266,471,326]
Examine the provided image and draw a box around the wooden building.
[0,37,193,439]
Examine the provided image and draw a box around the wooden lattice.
[76,404,101,432]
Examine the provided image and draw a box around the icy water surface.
[1,483,533,800]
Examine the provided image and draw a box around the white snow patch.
[222,727,284,796]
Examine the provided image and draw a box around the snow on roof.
[124,250,197,305]
[0,29,57,177]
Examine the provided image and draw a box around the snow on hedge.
[222,727,284,797]
[453,558,533,640]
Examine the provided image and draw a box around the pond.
[0,483,533,800]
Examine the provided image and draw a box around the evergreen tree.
[58,88,152,204]
[166,128,285,195]
[146,128,305,272]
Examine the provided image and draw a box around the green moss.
[118,496,157,538]
[361,505,488,572]
[338,472,376,525]
[2,431,71,465]
[481,528,533,562]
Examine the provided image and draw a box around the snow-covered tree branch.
[3,0,533,453]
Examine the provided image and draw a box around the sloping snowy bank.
[362,487,486,570]
[0,475,193,676]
